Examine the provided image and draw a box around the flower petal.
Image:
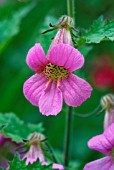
[84,156,112,170]
[103,123,114,146]
[23,73,48,106]
[25,145,38,165]
[60,74,92,107]
[26,43,48,72]
[42,161,49,166]
[0,134,5,146]
[48,43,84,72]
[88,134,113,155]
[39,80,63,116]
[110,163,114,170]
[52,163,64,170]
[23,145,46,165]
[0,158,9,170]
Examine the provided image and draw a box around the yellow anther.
[44,63,69,80]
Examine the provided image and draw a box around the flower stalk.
[64,0,75,167]
[67,0,75,19]
[64,106,73,167]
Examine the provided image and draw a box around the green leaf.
[0,113,44,142]
[0,3,35,47]
[82,16,114,43]
[9,155,52,170]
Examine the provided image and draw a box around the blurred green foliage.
[0,0,114,169]
[0,112,44,142]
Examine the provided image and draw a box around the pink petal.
[25,145,38,165]
[0,158,9,170]
[84,156,112,170]
[88,134,113,155]
[23,73,48,106]
[48,43,84,72]
[0,134,5,146]
[25,145,45,165]
[110,163,114,170]
[42,161,49,166]
[52,163,64,170]
[104,107,114,130]
[60,74,92,107]
[104,123,114,146]
[26,43,48,72]
[39,80,63,116]
[38,149,45,163]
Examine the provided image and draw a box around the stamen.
[111,148,114,159]
[43,63,69,80]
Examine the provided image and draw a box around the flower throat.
[44,63,69,80]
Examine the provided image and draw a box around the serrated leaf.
[0,113,44,142]
[9,155,52,170]
[82,16,114,43]
[0,3,35,45]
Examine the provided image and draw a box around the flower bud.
[0,134,21,169]
[101,94,114,129]
[42,15,76,51]
[50,16,73,47]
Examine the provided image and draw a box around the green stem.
[67,0,75,19]
[63,0,75,167]
[64,106,73,167]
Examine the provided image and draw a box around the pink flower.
[0,134,20,169]
[22,144,45,165]
[20,133,64,169]
[84,123,114,170]
[23,43,92,116]
[42,162,64,170]
[101,94,114,130]
[52,163,64,170]
[20,133,46,165]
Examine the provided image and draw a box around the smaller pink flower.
[42,162,64,170]
[22,144,45,165]
[20,133,64,169]
[101,94,114,130]
[23,43,92,116]
[52,163,64,170]
[20,133,46,165]
[84,123,114,170]
[0,134,20,169]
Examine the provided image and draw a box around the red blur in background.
[91,56,114,90]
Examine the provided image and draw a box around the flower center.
[111,148,114,159]
[44,63,69,80]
